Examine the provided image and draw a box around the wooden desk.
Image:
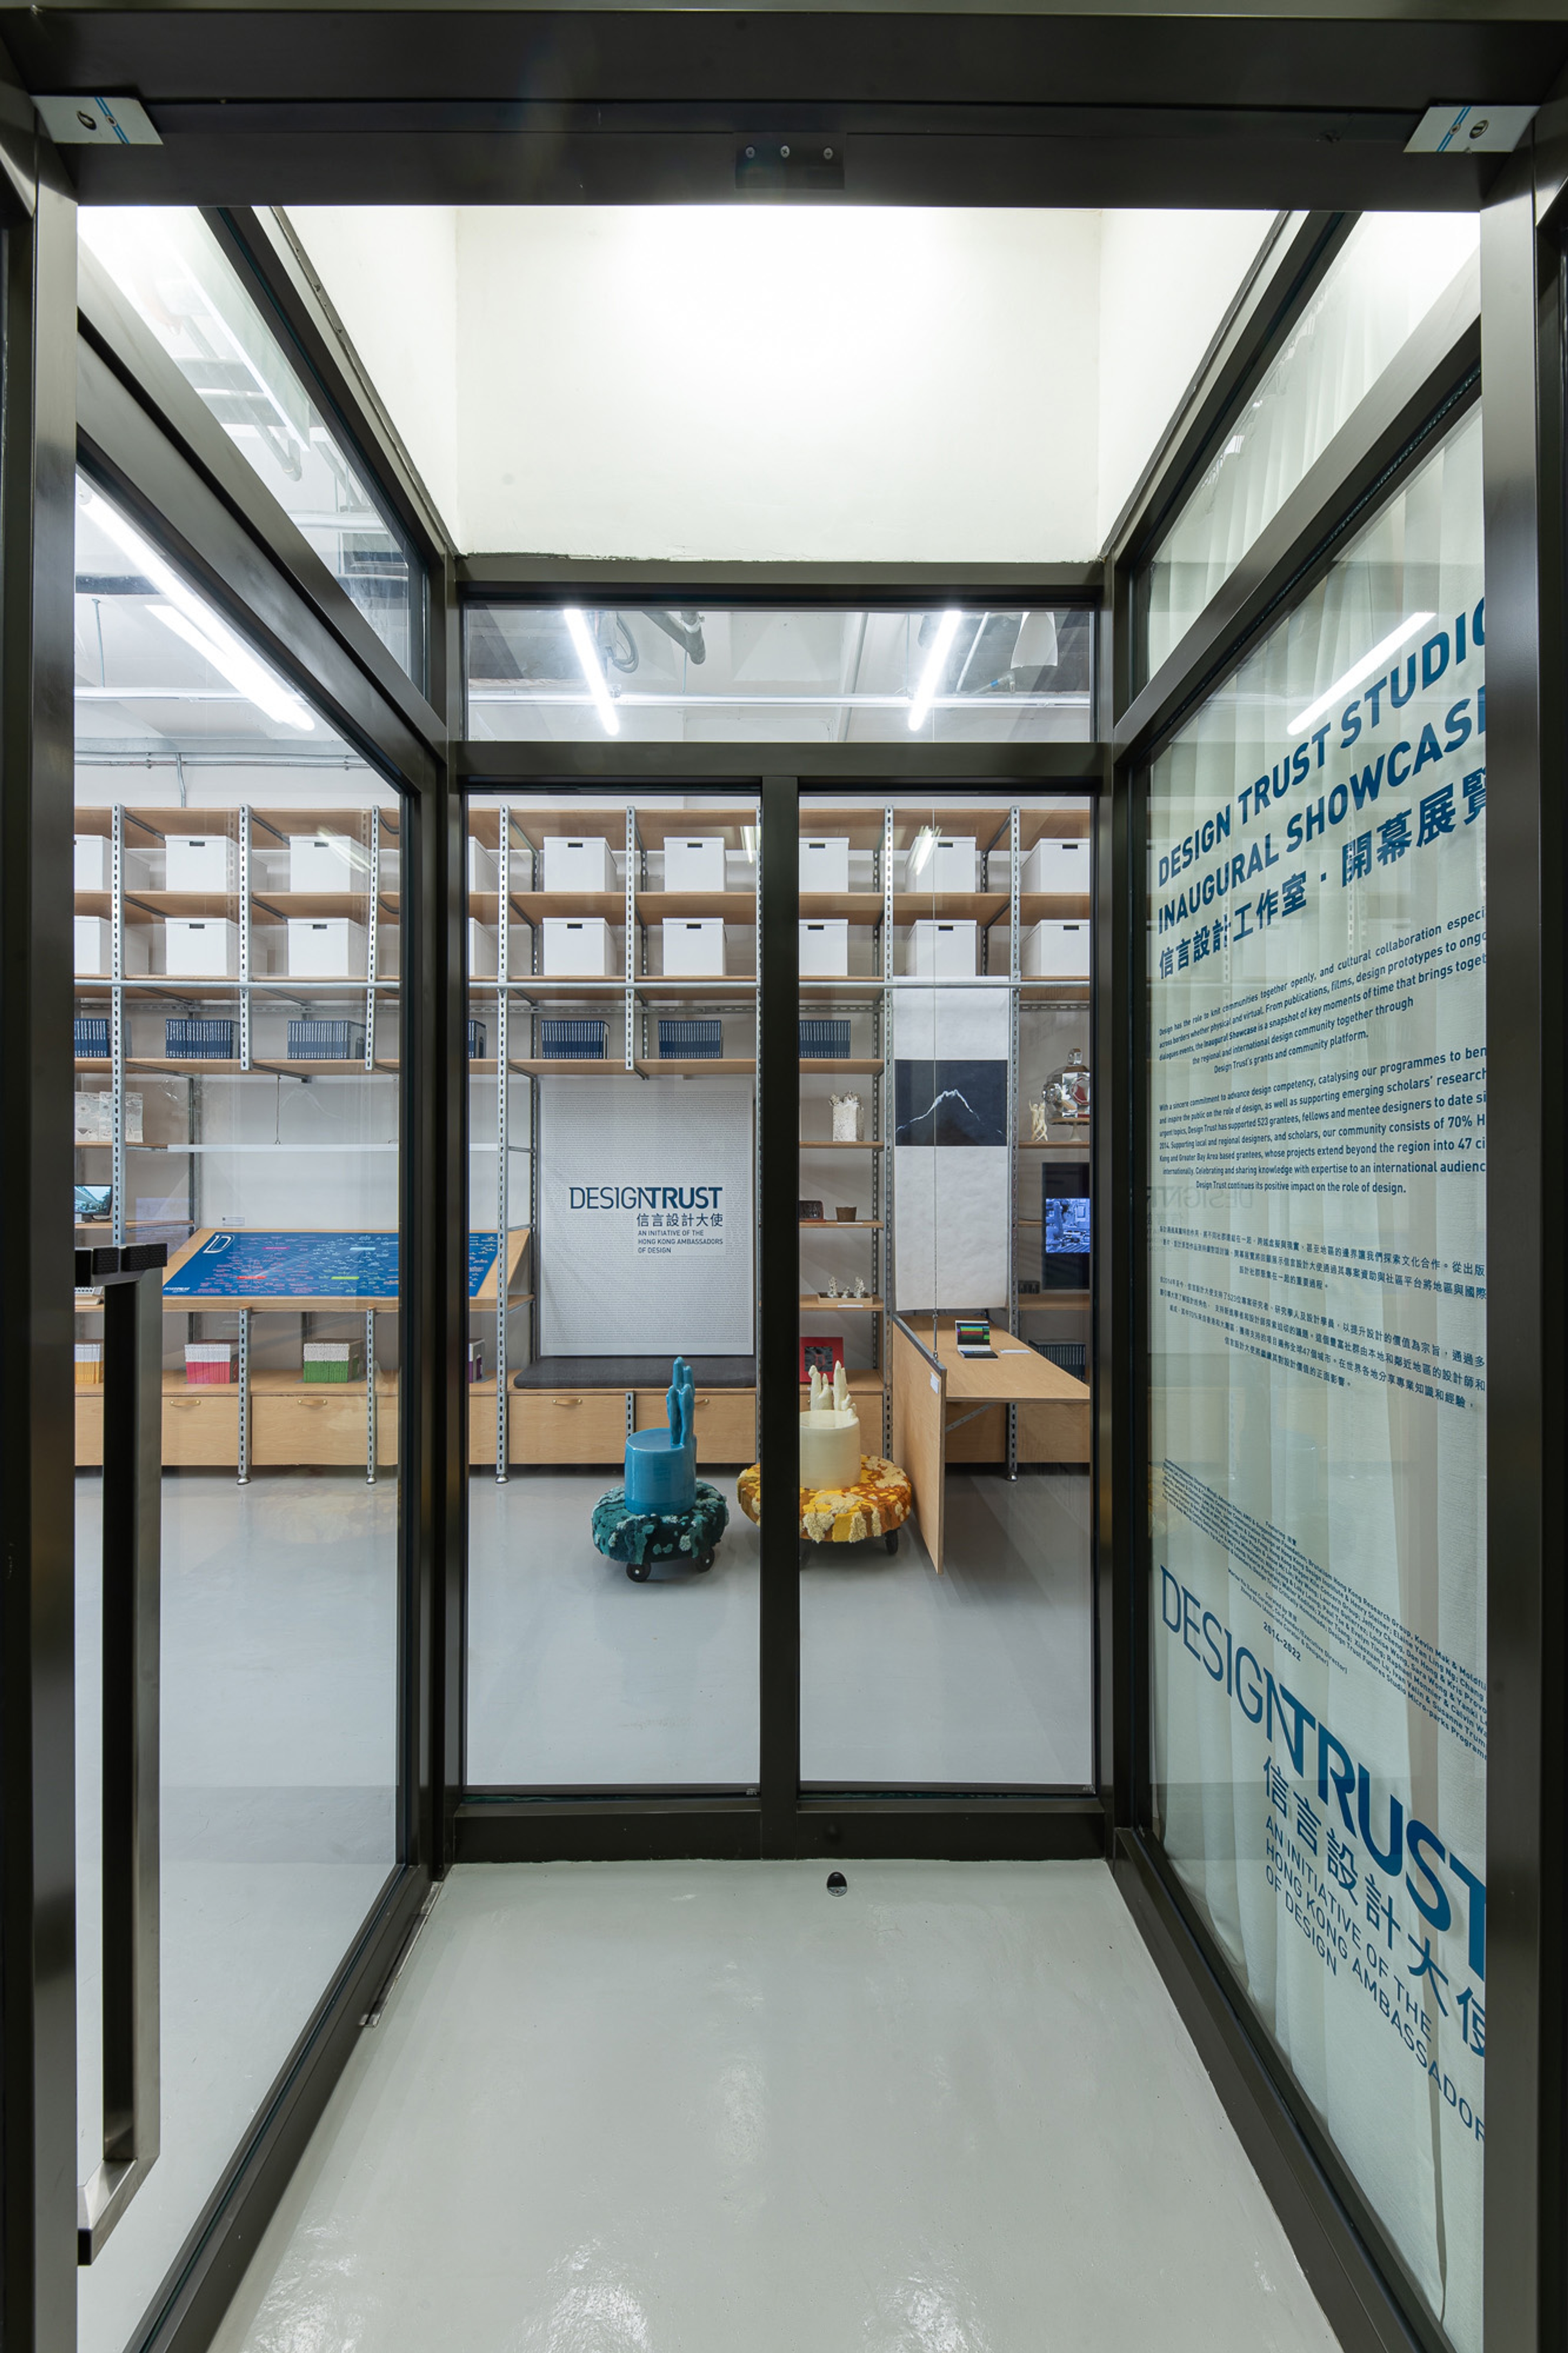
[890,1316,1090,1571]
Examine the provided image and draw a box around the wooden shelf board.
[509,890,625,922]
[252,1058,397,1076]
[635,890,756,921]
[1020,982,1090,1004]
[799,890,884,920]
[512,1057,635,1077]
[800,1138,886,1149]
[800,1057,882,1074]
[799,1294,884,1311]
[891,891,1010,924]
[251,892,393,921]
[1016,1134,1091,1147]
[1017,894,1091,921]
[635,1057,754,1077]
[637,976,756,999]
[799,1218,882,1228]
[1017,1291,1091,1307]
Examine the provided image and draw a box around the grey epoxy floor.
[209,1860,1344,2353]
[467,1466,1093,1786]
[76,1459,1091,2353]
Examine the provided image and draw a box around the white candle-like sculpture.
[800,1359,862,1489]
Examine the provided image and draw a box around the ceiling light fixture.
[563,607,621,736]
[78,481,316,730]
[1286,612,1435,738]
[907,609,962,733]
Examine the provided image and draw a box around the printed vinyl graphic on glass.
[1146,407,1486,2353]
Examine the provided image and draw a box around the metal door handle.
[77,1245,164,2263]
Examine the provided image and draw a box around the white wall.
[287,205,462,545]
[283,203,1274,562]
[452,206,1102,560]
[1095,208,1276,549]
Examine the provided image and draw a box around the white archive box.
[800,836,851,892]
[932,836,978,891]
[166,834,237,892]
[909,918,978,976]
[799,918,849,977]
[662,917,726,976]
[74,916,149,975]
[663,835,727,893]
[1021,837,1090,894]
[466,919,498,979]
[166,916,241,977]
[543,916,617,976]
[466,838,499,893]
[1023,919,1090,979]
[287,917,368,978]
[74,833,111,891]
[542,834,615,892]
[287,831,370,891]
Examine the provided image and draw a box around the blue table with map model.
[161,1226,530,1309]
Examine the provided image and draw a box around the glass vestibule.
[72,475,403,2353]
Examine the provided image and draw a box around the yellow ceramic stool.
[738,1454,914,1557]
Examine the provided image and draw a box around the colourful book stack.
[75,1342,103,1388]
[303,1340,364,1384]
[185,1343,236,1386]
[467,1341,484,1383]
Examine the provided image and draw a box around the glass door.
[797,787,1096,1789]
[72,475,404,2353]
[462,787,762,1789]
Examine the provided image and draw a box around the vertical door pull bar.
[77,1242,165,2263]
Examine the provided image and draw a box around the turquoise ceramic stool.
[591,1353,729,1580]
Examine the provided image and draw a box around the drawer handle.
[550,1397,581,1408]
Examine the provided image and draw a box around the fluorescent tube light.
[907,609,962,732]
[740,825,757,862]
[79,482,315,730]
[563,608,620,736]
[1286,613,1434,737]
[907,825,939,881]
[148,606,316,731]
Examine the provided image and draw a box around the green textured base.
[590,1483,730,1578]
[302,1362,362,1383]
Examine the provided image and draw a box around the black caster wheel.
[884,1529,900,1555]
[626,1560,652,1582]
[694,1550,714,1571]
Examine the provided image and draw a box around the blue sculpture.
[592,1356,728,1581]
[624,1354,697,1512]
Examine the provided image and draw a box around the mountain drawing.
[893,1058,1007,1146]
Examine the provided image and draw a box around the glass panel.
[1147,408,1485,2349]
[463,795,760,1786]
[1143,214,1479,678]
[79,207,423,682]
[465,606,1093,743]
[73,474,401,2353]
[797,794,1093,1786]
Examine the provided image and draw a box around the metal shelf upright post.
[1007,805,1020,1479]
[494,808,510,1482]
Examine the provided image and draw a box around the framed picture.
[799,1334,844,1382]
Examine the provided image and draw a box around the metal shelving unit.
[74,801,401,1484]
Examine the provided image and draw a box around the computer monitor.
[1042,1166,1090,1288]
[75,1182,111,1224]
